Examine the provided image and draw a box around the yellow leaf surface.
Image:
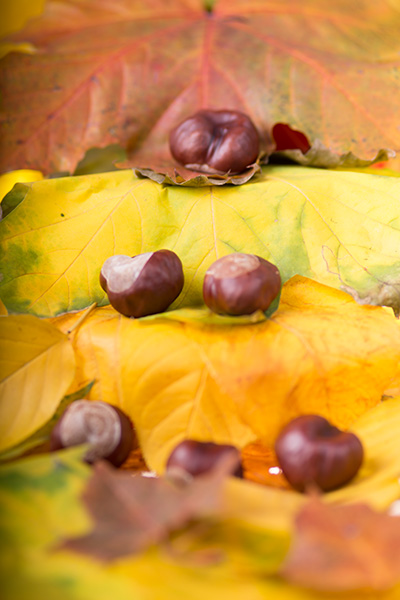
[113,546,400,600]
[0,169,43,201]
[51,276,400,472]
[0,315,75,452]
[0,300,7,315]
[0,0,45,38]
[219,396,400,548]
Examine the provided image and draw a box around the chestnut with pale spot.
[169,109,260,175]
[50,400,135,467]
[275,415,364,493]
[100,249,184,318]
[203,253,281,315]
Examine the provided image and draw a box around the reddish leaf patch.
[1,0,399,176]
[281,499,400,591]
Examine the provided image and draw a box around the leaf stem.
[67,302,97,334]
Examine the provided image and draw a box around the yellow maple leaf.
[51,276,400,472]
[0,315,75,452]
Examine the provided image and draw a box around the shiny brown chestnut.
[166,440,243,478]
[274,415,364,493]
[100,249,184,318]
[50,400,135,467]
[169,109,259,174]
[203,253,281,316]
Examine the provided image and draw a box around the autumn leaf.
[50,276,400,472]
[62,452,241,561]
[0,446,290,600]
[0,382,94,462]
[2,442,400,599]
[0,168,42,202]
[0,0,45,38]
[0,315,76,453]
[2,166,400,316]
[281,498,400,592]
[0,447,140,600]
[1,0,399,178]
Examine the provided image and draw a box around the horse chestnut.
[100,250,184,318]
[169,109,259,174]
[50,400,134,467]
[166,440,243,478]
[203,253,281,315]
[275,415,364,493]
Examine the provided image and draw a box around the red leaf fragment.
[281,499,400,592]
[60,452,240,562]
[272,124,311,154]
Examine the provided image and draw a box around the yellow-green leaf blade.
[0,315,75,452]
[2,166,400,316]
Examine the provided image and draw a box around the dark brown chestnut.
[166,440,243,478]
[169,109,259,174]
[50,400,135,467]
[203,253,281,316]
[100,249,184,318]
[274,415,364,493]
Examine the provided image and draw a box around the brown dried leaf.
[132,162,261,187]
[61,452,239,562]
[281,499,400,592]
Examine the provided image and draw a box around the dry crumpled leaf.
[133,163,262,187]
[0,315,75,453]
[281,498,400,592]
[51,276,400,472]
[1,0,399,178]
[62,453,240,562]
[3,166,400,317]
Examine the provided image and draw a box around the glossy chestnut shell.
[166,440,243,478]
[274,415,364,492]
[100,249,184,318]
[50,400,135,467]
[169,109,259,174]
[203,253,281,315]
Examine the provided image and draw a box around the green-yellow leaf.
[0,169,43,202]
[0,448,138,600]
[2,166,400,316]
[0,315,75,452]
[0,448,289,600]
